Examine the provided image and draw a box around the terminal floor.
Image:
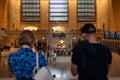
[0,48,120,80]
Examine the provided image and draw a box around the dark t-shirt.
[71,42,112,80]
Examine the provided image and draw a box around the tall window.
[49,0,68,22]
[21,0,40,22]
[78,0,96,22]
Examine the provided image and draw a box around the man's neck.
[89,39,98,43]
[87,35,98,43]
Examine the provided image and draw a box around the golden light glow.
[52,26,65,32]
[59,40,64,44]
[73,37,76,39]
[42,37,45,40]
[62,45,66,48]
[24,26,38,31]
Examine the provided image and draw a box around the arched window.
[78,0,96,22]
[21,0,40,22]
[49,0,68,22]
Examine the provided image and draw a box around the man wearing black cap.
[71,23,112,80]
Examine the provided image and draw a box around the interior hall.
[0,0,120,80]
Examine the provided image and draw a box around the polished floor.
[0,48,120,80]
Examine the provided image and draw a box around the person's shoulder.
[8,51,19,60]
[9,51,17,56]
[73,40,87,48]
[100,43,109,48]
[99,44,110,51]
[72,40,88,53]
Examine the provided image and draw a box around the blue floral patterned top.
[8,48,47,80]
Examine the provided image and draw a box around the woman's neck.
[22,45,31,48]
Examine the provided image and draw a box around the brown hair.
[18,30,35,47]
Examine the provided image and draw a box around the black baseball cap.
[80,23,96,33]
